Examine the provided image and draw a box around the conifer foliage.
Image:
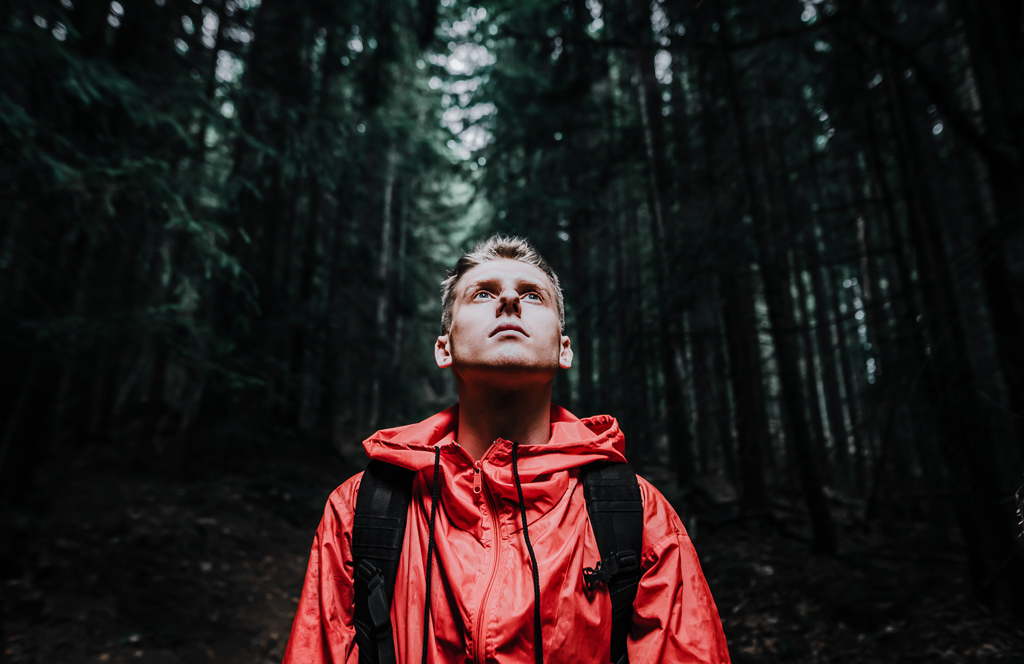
[460,0,1024,615]
[0,0,462,482]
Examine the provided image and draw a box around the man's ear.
[559,335,573,370]
[435,334,453,369]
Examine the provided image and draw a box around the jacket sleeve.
[282,474,363,664]
[628,478,732,663]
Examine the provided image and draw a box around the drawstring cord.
[512,442,544,664]
[422,447,441,664]
[420,444,544,664]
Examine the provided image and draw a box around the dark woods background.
[2,0,1024,661]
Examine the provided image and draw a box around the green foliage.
[0,0,466,462]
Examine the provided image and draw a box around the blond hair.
[441,235,564,334]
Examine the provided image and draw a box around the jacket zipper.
[473,456,502,664]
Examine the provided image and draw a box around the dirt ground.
[3,435,1023,664]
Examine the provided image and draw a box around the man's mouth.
[490,323,528,337]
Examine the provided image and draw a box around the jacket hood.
[362,404,626,475]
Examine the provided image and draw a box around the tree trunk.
[804,141,867,493]
[718,22,836,551]
[694,45,769,510]
[632,41,695,485]
[772,135,831,485]
[613,182,655,457]
[884,37,1024,615]
[369,141,399,431]
[691,282,725,476]
[792,256,831,484]
[569,212,595,413]
[804,231,852,488]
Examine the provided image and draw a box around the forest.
[2,0,1024,661]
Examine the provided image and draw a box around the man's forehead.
[458,258,553,291]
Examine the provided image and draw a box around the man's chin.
[452,358,559,384]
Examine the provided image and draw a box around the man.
[283,236,731,663]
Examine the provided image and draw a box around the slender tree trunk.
[632,49,695,484]
[614,182,654,456]
[569,212,595,413]
[710,281,740,483]
[327,197,356,457]
[771,132,831,485]
[833,276,867,493]
[692,284,723,476]
[297,172,327,433]
[838,166,883,467]
[369,142,399,431]
[0,348,40,481]
[755,227,838,553]
[697,48,769,510]
[956,1,1024,202]
[595,233,613,416]
[805,140,867,493]
[719,264,769,511]
[792,257,831,483]
[884,39,1024,614]
[855,55,938,502]
[953,6,1024,455]
[718,27,836,550]
[696,55,748,489]
[803,229,852,488]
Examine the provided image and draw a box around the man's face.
[435,258,572,384]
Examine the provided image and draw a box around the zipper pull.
[473,462,482,494]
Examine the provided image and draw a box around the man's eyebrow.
[517,280,549,293]
[461,277,549,294]
[461,277,494,292]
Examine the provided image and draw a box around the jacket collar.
[362,403,627,474]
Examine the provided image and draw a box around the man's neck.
[455,380,554,460]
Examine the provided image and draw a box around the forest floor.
[2,428,1023,664]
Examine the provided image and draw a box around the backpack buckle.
[356,559,384,592]
[356,560,394,631]
[582,550,639,591]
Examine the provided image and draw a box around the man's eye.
[473,291,493,300]
[522,292,541,302]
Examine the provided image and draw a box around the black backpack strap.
[352,460,415,664]
[581,461,644,664]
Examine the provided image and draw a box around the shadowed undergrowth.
[2,433,1022,664]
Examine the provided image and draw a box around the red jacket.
[283,405,731,663]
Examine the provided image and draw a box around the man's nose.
[497,287,522,316]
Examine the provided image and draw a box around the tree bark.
[804,230,852,488]
[629,17,695,484]
[884,34,1024,615]
[696,49,769,512]
[369,141,399,431]
[718,18,836,551]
